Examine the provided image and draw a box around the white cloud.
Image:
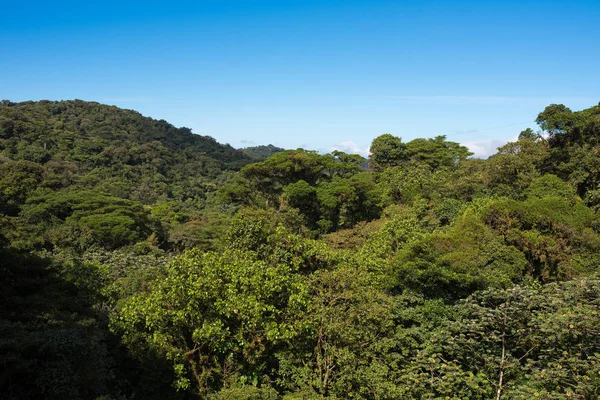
[330,141,370,157]
[462,139,507,159]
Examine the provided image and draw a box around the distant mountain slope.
[241,144,286,160]
[0,100,254,204]
[0,99,252,169]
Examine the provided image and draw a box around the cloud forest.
[1,99,600,399]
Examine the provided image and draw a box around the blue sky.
[2,0,599,157]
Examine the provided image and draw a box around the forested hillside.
[242,144,286,160]
[1,99,600,399]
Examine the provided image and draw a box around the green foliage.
[236,149,362,208]
[219,150,378,233]
[207,385,280,399]
[169,220,222,252]
[376,164,433,206]
[4,99,600,399]
[360,208,427,261]
[0,99,271,254]
[483,196,600,281]
[0,100,253,205]
[114,246,310,396]
[395,212,528,300]
[536,102,600,198]
[242,144,286,160]
[402,278,600,399]
[20,189,157,250]
[368,133,407,171]
[375,158,482,214]
[241,150,331,186]
[0,99,251,168]
[221,208,330,273]
[0,244,114,400]
[0,160,44,215]
[537,102,600,147]
[486,137,550,197]
[524,174,577,200]
[316,173,381,232]
[518,127,538,140]
[331,149,366,166]
[283,180,318,221]
[325,219,385,251]
[405,135,472,171]
[277,265,403,399]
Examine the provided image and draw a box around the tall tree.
[369,134,407,172]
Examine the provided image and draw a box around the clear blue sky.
[2,0,599,157]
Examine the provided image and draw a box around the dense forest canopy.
[1,99,600,399]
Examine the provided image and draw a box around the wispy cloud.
[462,139,506,159]
[330,141,370,157]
